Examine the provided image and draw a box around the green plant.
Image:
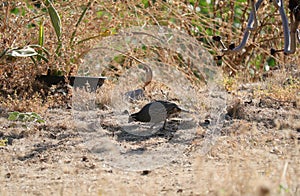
[8,111,45,123]
[0,1,52,65]
[2,44,49,64]
[0,0,92,72]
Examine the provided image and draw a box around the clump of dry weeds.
[1,0,299,112]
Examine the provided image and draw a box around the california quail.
[128,100,182,129]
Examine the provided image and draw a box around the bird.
[128,100,183,129]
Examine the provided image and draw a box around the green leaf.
[30,112,39,117]
[27,23,36,29]
[38,19,44,47]
[76,2,92,28]
[16,44,50,63]
[21,7,26,16]
[0,49,8,59]
[96,11,104,18]
[10,7,19,15]
[29,44,50,57]
[6,46,38,57]
[45,0,62,41]
[70,1,92,47]
[36,53,49,63]
[142,0,149,8]
[77,34,104,45]
[141,44,147,50]
[55,41,62,56]
[113,55,126,64]
[8,112,20,121]
[8,112,45,123]
[36,119,46,123]
[18,113,26,121]
[267,57,276,67]
[30,56,37,66]
[38,18,45,61]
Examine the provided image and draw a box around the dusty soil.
[0,86,299,196]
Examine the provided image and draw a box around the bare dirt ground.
[0,86,299,196]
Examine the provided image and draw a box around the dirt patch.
[0,88,299,195]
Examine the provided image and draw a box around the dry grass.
[0,0,299,195]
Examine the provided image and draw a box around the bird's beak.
[128,115,134,123]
